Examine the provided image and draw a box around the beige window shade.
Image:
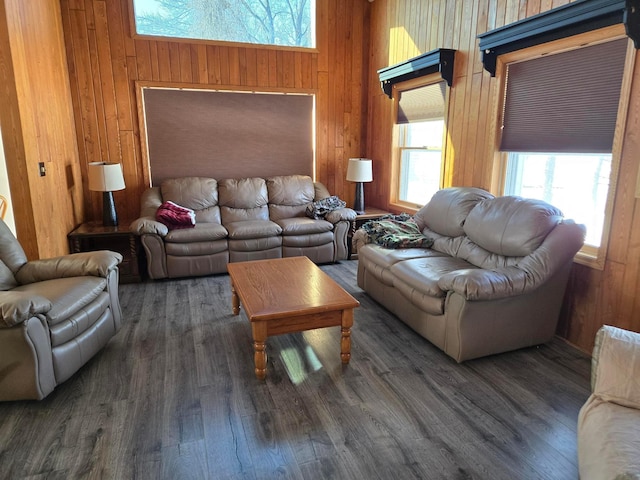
[500,38,627,153]
[142,88,314,185]
[397,82,446,124]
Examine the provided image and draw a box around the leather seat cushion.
[282,232,334,247]
[390,256,478,298]
[48,292,110,347]
[359,244,446,270]
[276,217,333,235]
[13,276,107,326]
[165,223,228,243]
[166,239,228,256]
[225,220,282,239]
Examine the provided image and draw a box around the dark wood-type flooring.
[0,261,592,479]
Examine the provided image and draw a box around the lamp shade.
[88,162,125,192]
[346,158,373,183]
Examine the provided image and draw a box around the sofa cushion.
[391,256,479,298]
[166,240,228,256]
[165,223,228,243]
[276,218,333,235]
[415,187,494,237]
[219,177,268,209]
[225,220,282,239]
[267,175,315,205]
[359,244,446,270]
[464,196,563,257]
[161,177,218,211]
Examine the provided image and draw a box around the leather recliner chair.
[0,219,123,401]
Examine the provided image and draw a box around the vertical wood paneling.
[367,0,640,353]
[61,0,369,224]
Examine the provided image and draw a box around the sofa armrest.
[325,207,356,223]
[15,251,123,284]
[591,325,640,409]
[130,216,169,236]
[0,291,51,328]
[438,267,530,300]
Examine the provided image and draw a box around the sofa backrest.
[160,177,221,224]
[267,175,315,220]
[218,177,270,223]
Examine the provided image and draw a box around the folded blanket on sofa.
[156,201,196,230]
[306,196,347,220]
[362,213,434,249]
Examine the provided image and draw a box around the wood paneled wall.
[60,0,370,223]
[0,0,83,259]
[366,0,640,352]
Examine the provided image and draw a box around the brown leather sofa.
[357,187,585,362]
[0,219,123,401]
[130,175,356,279]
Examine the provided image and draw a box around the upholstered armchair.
[0,219,123,401]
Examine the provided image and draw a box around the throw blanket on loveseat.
[361,213,434,249]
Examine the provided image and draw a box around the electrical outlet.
[38,162,46,177]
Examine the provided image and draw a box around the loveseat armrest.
[15,251,123,284]
[590,325,640,409]
[0,291,51,328]
[130,216,169,236]
[438,267,530,301]
[325,207,356,223]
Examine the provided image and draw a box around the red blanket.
[156,201,196,230]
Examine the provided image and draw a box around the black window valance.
[377,49,455,99]
[477,0,640,76]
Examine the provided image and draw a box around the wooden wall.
[60,0,370,223]
[0,0,83,259]
[366,0,640,352]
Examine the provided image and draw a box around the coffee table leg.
[231,279,240,315]
[252,322,267,380]
[341,309,354,364]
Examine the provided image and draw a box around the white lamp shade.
[88,162,126,192]
[346,158,373,182]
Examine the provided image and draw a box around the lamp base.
[353,182,365,215]
[102,191,118,226]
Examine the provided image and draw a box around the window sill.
[574,248,605,271]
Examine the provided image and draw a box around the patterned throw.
[306,196,347,219]
[361,213,434,249]
[156,201,196,230]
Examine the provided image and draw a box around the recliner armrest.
[590,325,640,409]
[0,291,51,328]
[130,216,169,236]
[325,207,356,223]
[15,251,123,284]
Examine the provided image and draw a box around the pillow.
[306,196,346,219]
[156,201,196,230]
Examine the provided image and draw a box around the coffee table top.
[227,256,359,322]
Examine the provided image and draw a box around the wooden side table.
[68,221,143,283]
[348,207,391,259]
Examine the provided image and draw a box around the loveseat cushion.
[225,220,282,239]
[464,196,563,257]
[165,223,228,243]
[415,187,494,237]
[276,218,333,235]
[391,256,478,298]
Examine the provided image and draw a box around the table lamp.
[346,158,373,214]
[88,162,126,226]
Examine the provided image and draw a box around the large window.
[497,35,630,267]
[132,0,315,49]
[393,80,447,209]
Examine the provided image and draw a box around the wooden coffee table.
[227,256,360,380]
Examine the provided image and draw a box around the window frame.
[489,25,635,270]
[390,74,450,213]
[127,0,318,52]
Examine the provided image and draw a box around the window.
[393,80,447,209]
[131,0,315,49]
[497,35,631,267]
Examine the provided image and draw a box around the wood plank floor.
[0,261,591,479]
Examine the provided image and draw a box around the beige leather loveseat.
[357,187,585,362]
[578,325,640,479]
[0,219,123,401]
[131,175,356,279]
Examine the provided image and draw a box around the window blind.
[500,38,627,153]
[397,82,446,124]
[143,88,314,185]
